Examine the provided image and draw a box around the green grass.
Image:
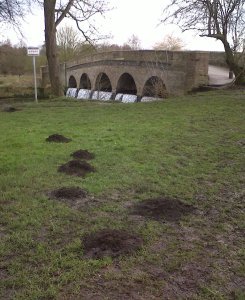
[0,90,245,299]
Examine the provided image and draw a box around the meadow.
[0,90,244,299]
[0,74,40,98]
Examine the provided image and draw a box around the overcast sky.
[1,0,224,51]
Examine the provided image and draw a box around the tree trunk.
[44,0,63,96]
[223,39,245,85]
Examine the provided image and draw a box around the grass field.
[0,91,244,299]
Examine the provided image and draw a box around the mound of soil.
[46,134,71,143]
[51,186,87,200]
[71,149,95,160]
[58,160,95,177]
[2,105,17,112]
[237,138,245,146]
[49,186,89,208]
[131,197,195,222]
[83,229,143,259]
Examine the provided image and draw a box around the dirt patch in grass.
[2,105,18,112]
[130,197,195,222]
[58,160,95,177]
[71,149,95,160]
[82,229,143,259]
[49,186,92,209]
[162,260,211,298]
[0,226,7,239]
[237,138,245,146]
[46,134,72,143]
[51,186,87,199]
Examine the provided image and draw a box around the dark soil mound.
[131,197,195,222]
[58,160,95,177]
[46,134,71,143]
[71,149,95,160]
[83,229,143,259]
[3,105,17,112]
[49,186,89,208]
[51,186,87,200]
[237,138,245,146]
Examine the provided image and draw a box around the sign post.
[27,47,40,103]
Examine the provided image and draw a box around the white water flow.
[115,93,123,101]
[66,88,77,98]
[77,89,92,100]
[141,96,163,102]
[121,94,138,103]
[92,91,112,101]
[66,89,163,103]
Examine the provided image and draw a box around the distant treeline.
[0,40,47,75]
[0,38,138,76]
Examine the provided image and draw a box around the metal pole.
[33,56,38,103]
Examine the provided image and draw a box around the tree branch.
[55,0,75,27]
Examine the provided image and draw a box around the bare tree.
[0,0,27,25]
[1,0,108,95]
[57,25,81,62]
[153,34,185,51]
[124,34,142,50]
[40,0,108,96]
[161,0,245,84]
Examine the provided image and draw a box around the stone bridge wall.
[41,50,209,96]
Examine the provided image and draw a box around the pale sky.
[1,0,224,51]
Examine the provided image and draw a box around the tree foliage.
[161,0,245,83]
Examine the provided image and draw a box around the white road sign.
[27,47,40,56]
[27,47,40,103]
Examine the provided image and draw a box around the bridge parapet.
[66,50,208,71]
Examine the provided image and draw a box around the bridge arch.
[116,73,137,95]
[95,72,112,92]
[142,76,167,98]
[80,73,91,89]
[68,75,77,88]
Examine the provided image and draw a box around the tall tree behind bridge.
[153,34,184,51]
[161,0,245,84]
[57,25,96,62]
[57,26,81,63]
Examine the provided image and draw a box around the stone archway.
[116,73,137,95]
[80,73,91,89]
[68,75,77,88]
[142,76,167,98]
[95,73,112,92]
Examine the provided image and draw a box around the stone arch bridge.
[41,50,210,98]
